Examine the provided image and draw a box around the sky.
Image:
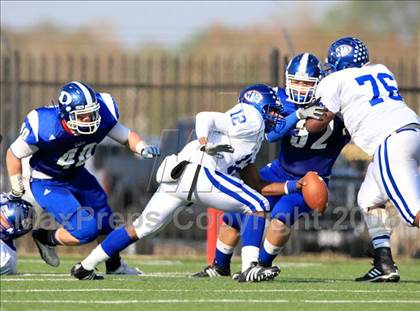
[1,1,335,47]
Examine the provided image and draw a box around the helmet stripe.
[297,53,309,74]
[71,81,94,106]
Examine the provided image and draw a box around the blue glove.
[140,145,161,159]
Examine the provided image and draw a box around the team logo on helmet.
[244,90,263,104]
[335,44,353,57]
[59,91,72,106]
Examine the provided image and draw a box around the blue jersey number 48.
[355,73,402,106]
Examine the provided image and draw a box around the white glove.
[135,142,161,159]
[296,105,327,120]
[200,143,234,156]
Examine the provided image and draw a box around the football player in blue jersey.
[5,81,160,275]
[1,193,34,275]
[193,53,350,281]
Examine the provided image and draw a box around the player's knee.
[222,212,244,231]
[71,223,99,244]
[68,212,100,244]
[271,207,295,227]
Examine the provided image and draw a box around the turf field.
[1,255,419,311]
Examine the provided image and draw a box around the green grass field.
[1,255,419,311]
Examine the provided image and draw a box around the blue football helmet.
[238,84,283,133]
[325,37,369,73]
[57,81,101,135]
[0,193,34,240]
[286,53,323,105]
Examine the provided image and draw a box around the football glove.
[296,105,327,120]
[200,143,234,156]
[138,145,161,159]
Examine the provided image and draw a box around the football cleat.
[355,247,400,282]
[32,230,60,267]
[231,271,241,281]
[236,262,280,283]
[191,263,231,278]
[70,263,104,280]
[106,259,143,275]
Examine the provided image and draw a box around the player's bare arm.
[107,123,160,159]
[6,148,24,197]
[6,136,38,198]
[239,164,305,196]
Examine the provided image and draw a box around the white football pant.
[133,163,269,239]
[358,126,420,226]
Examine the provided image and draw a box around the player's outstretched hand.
[201,143,235,156]
[139,145,161,159]
[296,105,327,120]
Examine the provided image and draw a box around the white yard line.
[304,300,420,304]
[2,288,420,294]
[2,299,420,305]
[18,259,183,265]
[0,299,289,304]
[0,272,190,280]
[0,278,76,282]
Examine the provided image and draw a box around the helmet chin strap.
[60,119,76,136]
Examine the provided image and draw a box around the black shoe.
[231,271,241,281]
[191,263,231,278]
[70,263,104,280]
[237,262,280,283]
[32,229,60,267]
[355,247,400,282]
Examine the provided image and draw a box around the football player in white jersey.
[70,84,306,280]
[1,194,34,275]
[306,37,420,282]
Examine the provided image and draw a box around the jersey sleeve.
[98,93,120,122]
[315,76,341,114]
[195,111,230,138]
[265,112,299,143]
[19,110,40,146]
[227,104,264,139]
[107,122,130,144]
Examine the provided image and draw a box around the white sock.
[81,245,110,271]
[241,246,259,272]
[263,239,283,255]
[216,239,234,255]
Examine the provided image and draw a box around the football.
[302,171,328,213]
[305,118,328,133]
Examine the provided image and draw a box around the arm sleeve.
[19,110,40,146]
[9,137,39,159]
[265,112,299,143]
[195,111,230,138]
[107,122,130,144]
[99,93,120,122]
[315,78,341,114]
